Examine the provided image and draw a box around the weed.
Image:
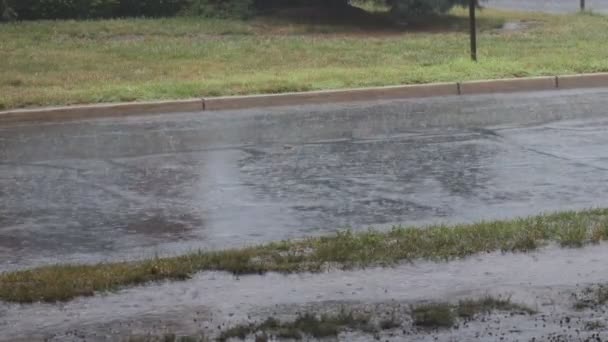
[128,334,207,342]
[456,296,536,319]
[412,296,534,329]
[412,303,455,328]
[218,323,255,341]
[379,318,401,330]
[218,311,373,340]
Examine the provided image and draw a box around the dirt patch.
[252,8,505,37]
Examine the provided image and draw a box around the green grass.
[128,296,533,340]
[455,296,536,319]
[412,303,456,328]
[218,311,375,341]
[412,296,535,328]
[1,8,608,110]
[1,209,608,304]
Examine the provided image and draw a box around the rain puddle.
[3,244,608,340]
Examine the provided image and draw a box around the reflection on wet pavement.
[2,90,608,272]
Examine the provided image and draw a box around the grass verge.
[1,8,608,109]
[412,296,535,328]
[148,296,533,340]
[412,303,455,328]
[218,311,375,341]
[1,208,608,303]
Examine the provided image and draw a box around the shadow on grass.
[253,5,505,34]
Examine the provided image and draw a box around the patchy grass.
[133,297,532,340]
[412,303,455,328]
[379,314,402,330]
[128,335,208,342]
[218,311,375,341]
[585,320,606,331]
[1,8,608,109]
[2,208,608,303]
[456,296,536,319]
[574,284,608,310]
[412,296,535,328]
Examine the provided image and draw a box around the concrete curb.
[459,76,557,95]
[557,72,608,89]
[1,73,608,124]
[203,83,458,111]
[0,99,203,124]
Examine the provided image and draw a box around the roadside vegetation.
[573,284,608,310]
[126,296,534,341]
[1,208,608,303]
[412,296,535,328]
[218,297,533,340]
[218,311,375,341]
[1,6,608,110]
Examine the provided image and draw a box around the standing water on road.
[2,89,608,272]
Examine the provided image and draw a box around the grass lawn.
[1,8,608,110]
[1,208,608,304]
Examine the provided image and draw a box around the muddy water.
[2,89,608,272]
[3,244,608,340]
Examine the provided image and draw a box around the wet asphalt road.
[487,0,608,13]
[2,88,608,272]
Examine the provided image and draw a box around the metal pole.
[469,0,477,61]
[581,0,586,11]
